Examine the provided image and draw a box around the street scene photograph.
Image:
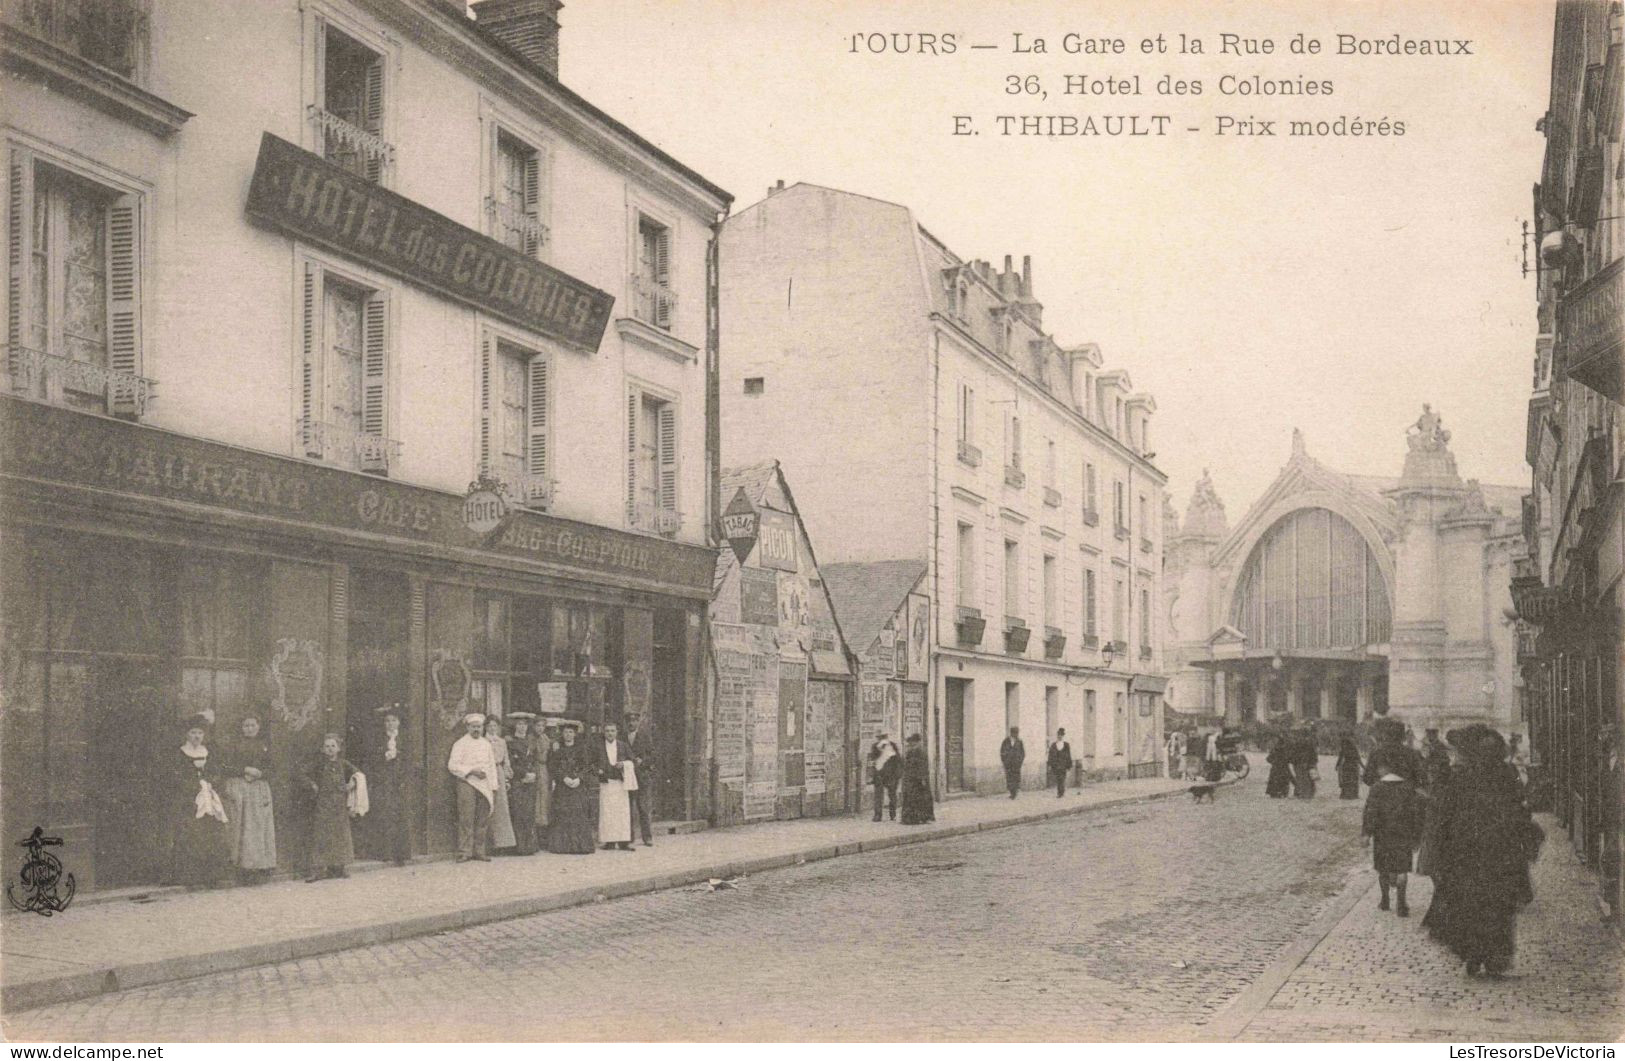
[0,0,1621,1046]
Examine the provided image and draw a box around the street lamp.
[1101,642,1116,669]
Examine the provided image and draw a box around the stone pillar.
[1319,669,1333,720]
[1215,671,1233,724]
[1356,672,1374,719]
[1254,681,1269,720]
[1287,672,1304,718]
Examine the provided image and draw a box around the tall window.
[957,382,974,442]
[5,154,145,416]
[1003,539,1020,619]
[299,262,392,473]
[1113,692,1126,754]
[1084,567,1098,638]
[479,334,551,508]
[1044,438,1057,489]
[1042,554,1057,627]
[627,387,678,534]
[1084,463,1098,517]
[1045,686,1059,740]
[1114,480,1127,531]
[1139,495,1149,541]
[1083,690,1097,756]
[1004,682,1021,733]
[491,131,546,257]
[956,522,977,608]
[632,213,674,329]
[1112,577,1125,643]
[1005,412,1022,471]
[315,26,389,183]
[1140,588,1151,648]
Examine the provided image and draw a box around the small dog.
[1189,783,1217,803]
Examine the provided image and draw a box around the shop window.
[298,261,397,474]
[631,212,674,330]
[627,386,679,535]
[5,151,148,417]
[312,24,392,183]
[479,332,551,509]
[487,128,548,257]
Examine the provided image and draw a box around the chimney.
[1022,255,1032,296]
[473,0,564,79]
[767,179,786,197]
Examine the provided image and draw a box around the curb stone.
[2,783,1185,1014]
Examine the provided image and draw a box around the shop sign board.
[461,483,508,535]
[246,133,612,351]
[0,396,714,597]
[740,567,779,626]
[721,487,758,564]
[757,509,798,571]
[535,682,568,714]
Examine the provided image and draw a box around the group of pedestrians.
[1354,718,1541,979]
[1264,727,1322,798]
[997,727,1076,799]
[168,708,661,889]
[866,733,935,823]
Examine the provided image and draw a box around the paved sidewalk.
[1233,814,1625,1042]
[1,776,1185,1014]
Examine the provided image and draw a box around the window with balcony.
[487,129,548,258]
[298,261,395,474]
[5,151,149,418]
[1083,566,1098,645]
[1003,538,1020,621]
[627,386,679,535]
[312,25,391,183]
[956,382,980,466]
[631,213,674,330]
[479,332,551,509]
[956,521,977,608]
[9,0,148,80]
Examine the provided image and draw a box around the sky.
[558,0,1553,516]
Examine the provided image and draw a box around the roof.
[713,461,783,592]
[820,560,928,656]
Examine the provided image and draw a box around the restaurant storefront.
[0,395,712,890]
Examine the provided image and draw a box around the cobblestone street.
[5,780,1619,1042]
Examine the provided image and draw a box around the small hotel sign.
[245,133,614,351]
[461,481,509,535]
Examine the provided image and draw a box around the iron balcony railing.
[297,417,400,474]
[629,501,681,536]
[9,0,147,79]
[308,105,394,181]
[486,197,550,253]
[4,344,154,418]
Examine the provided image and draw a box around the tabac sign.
[722,487,758,564]
[245,133,613,352]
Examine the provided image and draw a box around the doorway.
[346,568,410,858]
[945,678,969,792]
[90,659,171,888]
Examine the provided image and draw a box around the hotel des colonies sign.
[245,133,613,351]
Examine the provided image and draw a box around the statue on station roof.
[1399,403,1461,485]
[1407,403,1452,452]
[1181,467,1229,539]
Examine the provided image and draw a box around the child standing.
[1363,770,1426,916]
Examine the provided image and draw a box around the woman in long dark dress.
[1336,736,1363,800]
[1429,725,1535,977]
[1265,735,1293,798]
[223,715,277,882]
[171,715,229,888]
[304,732,358,881]
[547,725,595,854]
[506,715,540,855]
[370,710,412,866]
[899,734,935,825]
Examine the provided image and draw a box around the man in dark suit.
[625,714,655,847]
[1047,728,1074,798]
[1000,727,1026,799]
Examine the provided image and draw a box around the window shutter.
[300,261,324,458]
[105,193,142,417]
[477,330,493,475]
[626,389,639,526]
[653,226,672,328]
[526,355,549,503]
[360,291,388,473]
[361,56,385,182]
[657,402,677,511]
[521,151,542,258]
[6,149,33,355]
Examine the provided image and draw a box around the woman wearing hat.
[899,733,935,825]
[506,714,540,855]
[370,708,413,866]
[546,723,595,854]
[483,717,518,854]
[1429,724,1536,977]
[170,714,229,888]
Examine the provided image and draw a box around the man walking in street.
[1000,726,1026,799]
[447,712,496,862]
[1047,728,1074,798]
[869,733,901,821]
[625,714,655,847]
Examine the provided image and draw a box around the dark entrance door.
[945,678,968,792]
[346,568,410,859]
[651,610,687,820]
[91,659,171,888]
